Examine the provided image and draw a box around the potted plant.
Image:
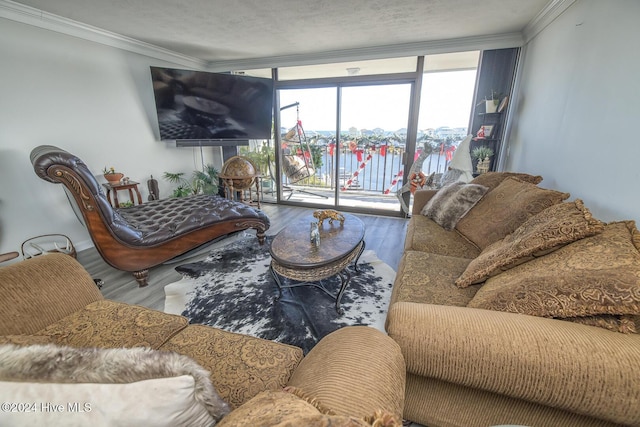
[163,164,219,198]
[471,146,494,174]
[103,166,124,184]
[484,90,502,113]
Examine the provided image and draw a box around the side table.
[102,181,142,208]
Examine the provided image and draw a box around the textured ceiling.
[9,0,551,62]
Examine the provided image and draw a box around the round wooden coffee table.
[269,213,365,314]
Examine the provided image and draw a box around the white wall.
[0,18,219,256]
[506,0,640,222]
[3,0,638,258]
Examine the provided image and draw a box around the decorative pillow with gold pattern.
[468,221,640,330]
[455,200,605,288]
[216,388,400,427]
[470,171,543,191]
[564,314,639,334]
[0,335,53,346]
[455,177,570,249]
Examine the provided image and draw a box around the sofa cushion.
[36,300,188,349]
[391,251,479,307]
[420,182,489,231]
[0,335,53,346]
[470,171,543,191]
[455,177,570,249]
[161,324,303,409]
[468,221,640,327]
[455,199,605,288]
[405,215,481,259]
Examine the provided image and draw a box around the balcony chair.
[30,145,269,287]
[278,102,328,200]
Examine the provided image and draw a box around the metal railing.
[242,136,460,201]
[281,141,453,195]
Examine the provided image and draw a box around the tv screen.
[150,67,274,142]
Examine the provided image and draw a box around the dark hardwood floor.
[77,203,409,311]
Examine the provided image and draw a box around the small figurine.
[310,222,320,247]
[312,209,345,227]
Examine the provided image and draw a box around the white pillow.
[0,376,214,427]
[0,344,229,427]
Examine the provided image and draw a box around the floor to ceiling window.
[277,87,338,206]
[238,51,484,216]
[338,83,412,212]
[416,52,479,181]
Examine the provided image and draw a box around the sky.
[279,69,477,133]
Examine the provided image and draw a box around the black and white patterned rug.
[164,235,395,353]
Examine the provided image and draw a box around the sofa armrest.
[386,302,640,426]
[287,326,406,421]
[411,189,438,215]
[0,253,103,335]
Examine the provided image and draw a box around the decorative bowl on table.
[104,172,124,184]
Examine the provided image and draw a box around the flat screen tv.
[150,67,274,143]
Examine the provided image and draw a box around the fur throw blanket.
[0,343,229,421]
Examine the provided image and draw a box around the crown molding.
[1,0,572,72]
[0,0,206,69]
[523,0,576,43]
[205,32,525,72]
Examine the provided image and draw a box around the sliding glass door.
[241,51,482,215]
[338,84,411,212]
[274,83,412,212]
[277,87,337,206]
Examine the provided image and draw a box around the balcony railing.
[241,136,461,205]
[279,139,455,194]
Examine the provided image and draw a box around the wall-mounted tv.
[150,67,274,143]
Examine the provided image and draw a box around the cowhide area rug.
[164,235,395,353]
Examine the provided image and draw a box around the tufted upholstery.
[30,145,270,286]
[116,195,269,246]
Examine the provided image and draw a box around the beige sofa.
[386,172,640,427]
[0,253,405,426]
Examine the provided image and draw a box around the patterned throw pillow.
[455,177,570,249]
[564,314,639,334]
[420,182,489,231]
[0,335,53,346]
[455,200,605,288]
[470,172,543,191]
[216,389,387,427]
[468,221,640,328]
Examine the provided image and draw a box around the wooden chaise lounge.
[30,145,269,287]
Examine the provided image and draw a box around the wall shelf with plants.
[471,146,494,175]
